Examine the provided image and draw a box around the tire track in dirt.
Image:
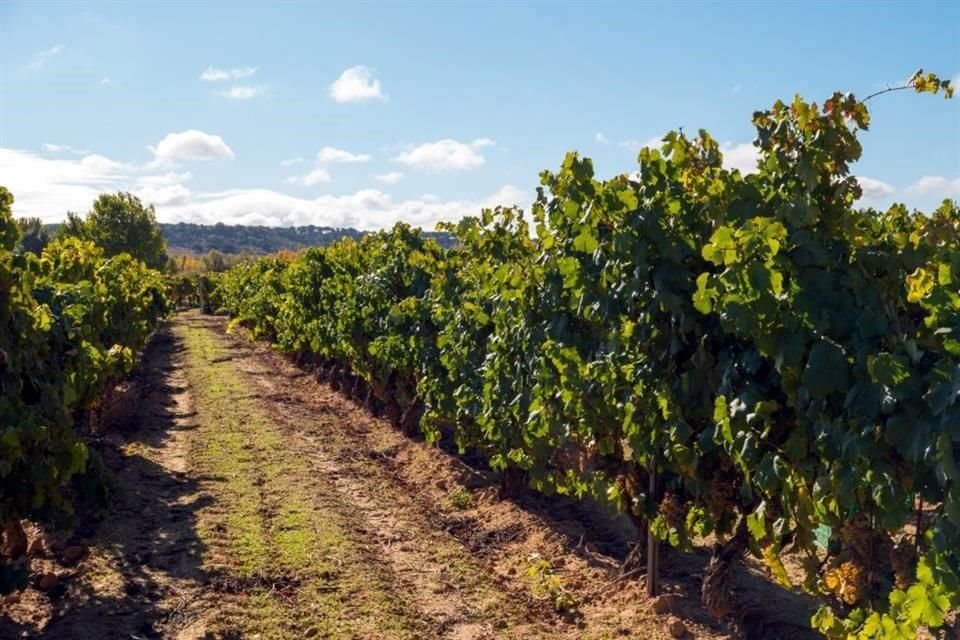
[196,310,739,640]
[187,313,557,640]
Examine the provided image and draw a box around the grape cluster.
[659,492,686,529]
[839,513,874,563]
[889,542,915,591]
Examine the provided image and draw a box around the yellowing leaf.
[907,267,935,303]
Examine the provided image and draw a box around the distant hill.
[160,223,457,255]
[42,221,458,255]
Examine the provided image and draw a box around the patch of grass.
[175,320,424,638]
[450,488,476,510]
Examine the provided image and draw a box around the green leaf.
[702,226,737,265]
[572,228,598,254]
[867,353,911,388]
[802,340,849,399]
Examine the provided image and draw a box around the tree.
[58,193,168,270]
[202,249,227,272]
[57,211,88,240]
[15,217,51,255]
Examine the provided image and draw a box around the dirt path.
[1,311,818,639]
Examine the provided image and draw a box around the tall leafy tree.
[59,192,168,270]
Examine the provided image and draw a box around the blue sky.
[1,1,958,229]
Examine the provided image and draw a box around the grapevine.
[213,72,957,638]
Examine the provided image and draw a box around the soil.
[0,311,820,639]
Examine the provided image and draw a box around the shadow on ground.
[1,326,216,639]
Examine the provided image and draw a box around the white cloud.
[135,184,192,207]
[200,65,258,81]
[100,77,111,85]
[0,146,531,230]
[27,44,64,70]
[856,176,896,200]
[42,143,89,155]
[150,130,234,160]
[720,141,759,174]
[620,136,664,152]
[159,184,529,230]
[0,148,129,220]
[79,154,133,174]
[375,171,404,184]
[316,146,371,164]
[393,138,491,172]
[595,132,610,144]
[905,175,960,198]
[482,185,527,208]
[330,66,386,103]
[280,157,304,167]
[219,85,266,100]
[286,168,332,186]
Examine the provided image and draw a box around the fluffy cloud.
[719,142,759,174]
[595,132,610,144]
[27,44,64,70]
[375,171,404,184]
[905,175,960,198]
[0,146,529,229]
[316,146,371,164]
[620,136,664,153]
[856,176,896,200]
[159,184,528,230]
[42,143,89,155]
[393,139,493,172]
[0,148,128,220]
[481,185,527,208]
[219,85,267,100]
[150,130,234,160]
[79,154,134,174]
[200,65,258,81]
[285,168,332,186]
[330,66,385,103]
[135,184,192,207]
[0,147,204,216]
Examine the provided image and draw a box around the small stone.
[652,594,680,615]
[62,545,86,563]
[304,628,319,639]
[38,573,59,591]
[667,615,688,639]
